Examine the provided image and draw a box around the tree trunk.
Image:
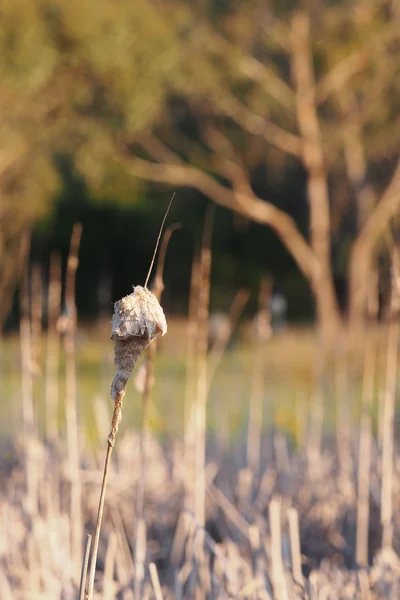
[291,12,342,342]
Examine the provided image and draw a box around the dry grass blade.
[79,534,92,600]
[144,192,175,289]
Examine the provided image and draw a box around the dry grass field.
[1,310,400,599]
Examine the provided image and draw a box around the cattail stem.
[86,286,167,598]
[86,436,115,599]
[87,391,125,598]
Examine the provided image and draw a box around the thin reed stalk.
[184,252,201,508]
[20,240,35,436]
[207,288,249,389]
[307,330,325,478]
[381,247,400,549]
[288,508,303,588]
[19,234,39,515]
[79,534,92,600]
[269,497,288,600]
[247,279,272,474]
[194,205,214,527]
[335,332,352,479]
[31,263,43,374]
[64,223,83,576]
[356,270,379,566]
[45,252,62,442]
[149,562,164,600]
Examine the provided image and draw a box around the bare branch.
[316,20,400,105]
[136,133,184,166]
[193,25,294,111]
[202,124,254,194]
[118,152,319,283]
[336,89,376,229]
[356,159,400,252]
[215,93,302,157]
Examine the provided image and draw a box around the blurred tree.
[114,0,400,339]
[0,0,62,327]
[1,0,399,337]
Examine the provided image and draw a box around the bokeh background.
[2,1,400,598]
[2,0,399,332]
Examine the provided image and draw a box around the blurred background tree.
[1,0,399,334]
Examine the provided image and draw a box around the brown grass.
[2,227,400,598]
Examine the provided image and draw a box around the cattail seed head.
[109,286,167,436]
[111,286,167,343]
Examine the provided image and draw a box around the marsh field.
[2,308,400,600]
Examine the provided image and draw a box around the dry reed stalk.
[208,482,250,538]
[19,235,39,515]
[110,506,135,588]
[64,223,83,576]
[149,562,164,600]
[334,332,352,479]
[287,508,303,589]
[79,534,92,600]
[20,238,34,434]
[184,252,201,508]
[31,263,43,374]
[356,270,379,566]
[269,497,288,600]
[294,387,308,450]
[134,518,147,600]
[134,224,178,599]
[171,511,189,567]
[381,247,400,549]
[207,288,250,389]
[45,252,62,442]
[358,569,372,600]
[247,279,272,475]
[86,286,167,599]
[307,330,325,478]
[194,205,214,527]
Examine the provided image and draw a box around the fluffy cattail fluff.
[109,286,167,444]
